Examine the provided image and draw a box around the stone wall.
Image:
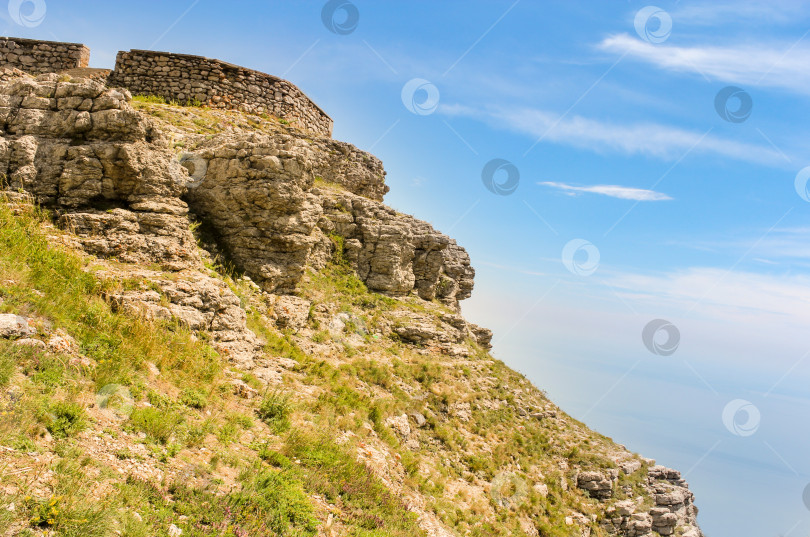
[0,38,333,137]
[109,49,333,137]
[0,37,89,75]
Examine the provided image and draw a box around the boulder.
[576,471,614,500]
[0,314,34,339]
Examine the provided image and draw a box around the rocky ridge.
[0,69,705,537]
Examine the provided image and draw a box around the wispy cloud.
[539,181,672,201]
[441,103,785,166]
[604,266,810,326]
[598,33,810,95]
[671,1,808,25]
[676,227,810,266]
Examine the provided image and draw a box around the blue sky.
[5,0,810,534]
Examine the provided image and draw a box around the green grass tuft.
[257,390,292,433]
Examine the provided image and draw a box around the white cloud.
[599,33,810,95]
[604,266,810,326]
[539,181,672,201]
[441,103,785,166]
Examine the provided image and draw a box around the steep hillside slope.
[0,70,704,537]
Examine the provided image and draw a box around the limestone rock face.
[647,466,701,536]
[0,67,28,84]
[104,270,262,369]
[184,133,474,308]
[0,72,199,271]
[271,294,311,332]
[0,73,475,309]
[318,190,475,308]
[386,311,492,355]
[576,470,616,500]
[309,138,388,201]
[599,464,703,537]
[183,132,323,294]
[59,208,197,271]
[0,70,707,537]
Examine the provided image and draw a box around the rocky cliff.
[0,68,705,537]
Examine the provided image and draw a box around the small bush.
[179,387,207,409]
[46,401,86,439]
[312,330,329,343]
[146,390,173,409]
[257,391,291,433]
[24,493,109,536]
[181,418,214,448]
[129,407,181,444]
[217,421,239,445]
[229,468,317,535]
[316,385,364,415]
[257,447,291,468]
[229,412,254,429]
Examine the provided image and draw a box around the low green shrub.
[129,407,182,444]
[179,387,207,409]
[45,401,86,439]
[257,391,291,433]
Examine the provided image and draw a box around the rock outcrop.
[588,464,703,537]
[317,189,474,307]
[0,73,199,271]
[0,72,473,309]
[181,131,474,308]
[104,269,262,368]
[388,311,492,355]
[0,69,705,537]
[577,470,617,500]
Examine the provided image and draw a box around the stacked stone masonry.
[0,38,333,137]
[108,49,333,137]
[0,37,89,75]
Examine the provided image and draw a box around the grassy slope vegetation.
[0,201,421,537]
[0,101,655,537]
